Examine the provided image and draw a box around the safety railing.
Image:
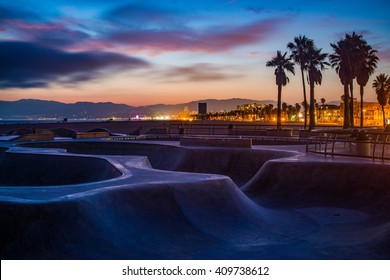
[306,129,390,161]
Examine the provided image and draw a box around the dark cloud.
[157,63,243,83]
[0,41,149,89]
[0,6,39,21]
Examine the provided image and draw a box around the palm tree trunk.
[277,85,282,130]
[343,83,351,128]
[349,81,354,127]
[360,85,364,127]
[300,68,308,130]
[382,105,386,127]
[309,83,315,131]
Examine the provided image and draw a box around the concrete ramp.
[0,180,322,259]
[242,159,390,211]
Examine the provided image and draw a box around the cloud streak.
[156,63,243,83]
[0,41,149,89]
[108,18,287,54]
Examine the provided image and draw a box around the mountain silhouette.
[0,98,276,119]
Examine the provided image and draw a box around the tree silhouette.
[307,47,329,130]
[266,51,295,130]
[330,34,359,128]
[287,35,313,129]
[372,73,390,127]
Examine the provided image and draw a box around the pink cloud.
[109,18,286,55]
[5,20,64,31]
[1,19,90,48]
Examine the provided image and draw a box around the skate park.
[1,132,390,259]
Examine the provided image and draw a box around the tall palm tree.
[330,36,356,128]
[356,44,378,127]
[287,35,313,129]
[307,47,329,130]
[372,74,390,127]
[346,32,365,127]
[266,51,295,130]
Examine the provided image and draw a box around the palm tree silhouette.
[356,43,378,127]
[307,47,329,130]
[287,35,313,130]
[330,35,356,128]
[372,73,390,127]
[266,51,295,130]
[346,32,365,126]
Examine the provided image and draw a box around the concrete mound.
[0,172,321,259]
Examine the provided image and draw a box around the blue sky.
[0,0,389,106]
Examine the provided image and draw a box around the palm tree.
[372,74,390,127]
[330,36,356,128]
[356,44,378,127]
[346,32,365,126]
[287,35,313,130]
[266,51,295,130]
[307,47,329,130]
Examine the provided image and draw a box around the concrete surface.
[0,140,389,259]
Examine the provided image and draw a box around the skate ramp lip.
[19,140,300,186]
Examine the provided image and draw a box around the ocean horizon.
[0,118,124,125]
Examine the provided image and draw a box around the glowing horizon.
[0,0,389,107]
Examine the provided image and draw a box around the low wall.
[266,129,293,137]
[75,131,109,139]
[180,136,252,148]
[14,133,54,142]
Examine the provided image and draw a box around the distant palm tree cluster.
[266,32,388,130]
[372,73,390,127]
[207,102,303,122]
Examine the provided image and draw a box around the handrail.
[306,130,390,161]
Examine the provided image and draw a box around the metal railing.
[306,130,390,161]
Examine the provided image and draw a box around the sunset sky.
[0,0,389,106]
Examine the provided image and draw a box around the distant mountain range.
[0,98,278,119]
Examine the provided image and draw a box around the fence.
[306,129,390,161]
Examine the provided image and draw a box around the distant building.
[198,103,207,115]
[341,99,390,126]
[316,104,341,124]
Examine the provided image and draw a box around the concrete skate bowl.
[0,148,122,186]
[1,141,390,259]
[20,141,298,186]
